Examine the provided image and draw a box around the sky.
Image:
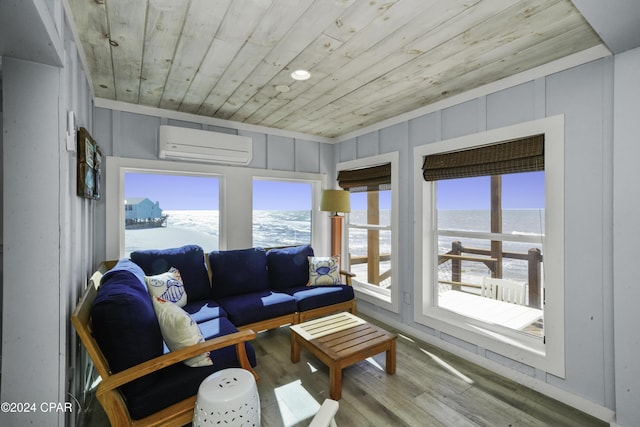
[125,173,312,210]
[437,171,545,210]
[125,171,544,211]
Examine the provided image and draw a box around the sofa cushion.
[216,290,297,327]
[308,256,341,286]
[92,259,163,397]
[182,299,227,323]
[145,267,187,307]
[209,248,269,299]
[131,245,210,302]
[266,245,314,290]
[282,285,355,312]
[151,297,212,367]
[125,316,257,420]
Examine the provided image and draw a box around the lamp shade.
[320,190,351,213]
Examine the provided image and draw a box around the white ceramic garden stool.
[193,368,260,427]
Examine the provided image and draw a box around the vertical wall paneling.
[545,60,609,400]
[356,131,379,158]
[2,57,63,426]
[342,58,618,419]
[295,139,321,173]
[613,46,640,427]
[267,134,295,171]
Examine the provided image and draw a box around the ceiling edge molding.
[334,44,612,143]
[94,98,335,144]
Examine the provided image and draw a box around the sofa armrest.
[99,329,257,393]
[340,270,356,286]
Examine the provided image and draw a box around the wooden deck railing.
[438,241,543,308]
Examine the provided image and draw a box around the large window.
[123,172,220,256]
[338,153,399,313]
[106,157,325,259]
[252,179,313,248]
[414,116,565,377]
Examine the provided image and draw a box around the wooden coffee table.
[290,312,397,400]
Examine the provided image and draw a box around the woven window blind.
[422,134,544,181]
[338,163,391,192]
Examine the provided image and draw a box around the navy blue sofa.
[81,244,355,425]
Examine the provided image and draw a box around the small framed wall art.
[77,127,102,200]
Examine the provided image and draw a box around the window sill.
[354,283,398,313]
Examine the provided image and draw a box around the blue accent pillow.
[208,248,269,299]
[131,245,211,302]
[92,259,164,397]
[266,245,314,290]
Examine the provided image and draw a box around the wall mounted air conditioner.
[158,125,253,165]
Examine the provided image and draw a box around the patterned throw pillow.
[151,297,212,367]
[145,267,187,307]
[308,256,341,286]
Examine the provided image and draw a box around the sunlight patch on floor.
[365,356,384,371]
[419,348,474,384]
[274,379,321,426]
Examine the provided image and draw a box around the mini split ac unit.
[158,125,253,165]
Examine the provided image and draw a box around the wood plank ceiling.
[67,0,603,138]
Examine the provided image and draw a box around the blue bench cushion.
[266,245,314,290]
[282,285,355,312]
[92,259,163,397]
[182,299,227,323]
[126,316,257,420]
[131,245,211,302]
[216,290,297,327]
[209,248,270,298]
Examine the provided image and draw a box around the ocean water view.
[124,209,544,287]
[437,209,545,286]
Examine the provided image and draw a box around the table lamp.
[320,189,351,257]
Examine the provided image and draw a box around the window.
[338,153,399,313]
[252,179,313,248]
[106,157,325,258]
[414,116,565,377]
[424,136,545,337]
[123,172,220,256]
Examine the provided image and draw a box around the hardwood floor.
[251,316,605,427]
[87,315,606,426]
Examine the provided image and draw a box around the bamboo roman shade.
[338,163,391,192]
[422,134,544,181]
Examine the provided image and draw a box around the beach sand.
[125,226,219,255]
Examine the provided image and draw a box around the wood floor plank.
[88,316,606,427]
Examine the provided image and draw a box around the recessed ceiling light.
[275,85,290,93]
[291,69,311,81]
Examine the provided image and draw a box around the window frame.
[251,177,315,248]
[106,157,325,259]
[338,152,400,313]
[413,116,565,377]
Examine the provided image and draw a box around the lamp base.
[330,215,343,258]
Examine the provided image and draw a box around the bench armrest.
[99,329,257,392]
[340,270,356,286]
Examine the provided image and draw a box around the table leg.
[291,333,300,363]
[329,366,342,400]
[386,339,396,374]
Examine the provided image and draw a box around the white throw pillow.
[151,297,212,367]
[308,256,341,286]
[145,267,187,307]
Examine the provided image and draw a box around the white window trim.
[413,115,565,377]
[338,152,400,313]
[106,156,326,259]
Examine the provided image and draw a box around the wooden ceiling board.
[67,0,604,138]
[138,0,190,107]
[159,0,231,111]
